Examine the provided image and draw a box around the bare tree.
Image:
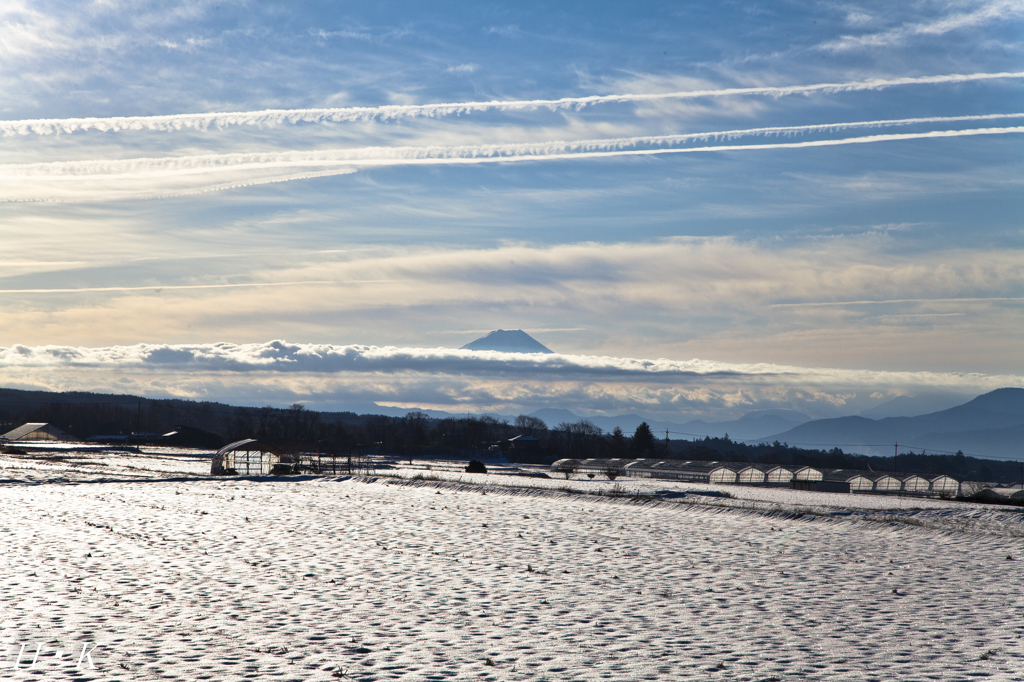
[514,414,548,439]
[556,419,602,460]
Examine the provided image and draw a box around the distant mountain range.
[766,388,1024,459]
[313,388,1024,459]
[856,392,972,419]
[527,408,811,442]
[528,390,1024,459]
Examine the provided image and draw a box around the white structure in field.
[845,474,876,492]
[930,475,960,496]
[793,466,823,481]
[1,423,73,442]
[709,466,737,484]
[980,487,1024,501]
[212,439,279,476]
[737,466,766,484]
[765,466,795,485]
[549,458,965,498]
[900,474,931,494]
[871,474,903,493]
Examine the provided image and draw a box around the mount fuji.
[460,329,554,354]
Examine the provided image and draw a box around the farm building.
[900,474,932,494]
[793,478,851,493]
[551,458,634,478]
[550,458,580,476]
[793,466,823,481]
[708,465,738,484]
[872,474,903,493]
[737,466,766,484]
[979,487,1024,501]
[623,459,727,483]
[1,423,73,442]
[508,435,540,450]
[212,439,281,476]
[765,466,795,485]
[546,458,963,498]
[930,475,960,497]
[845,473,876,492]
[822,469,875,493]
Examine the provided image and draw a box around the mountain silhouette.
[461,329,553,354]
[765,388,1024,458]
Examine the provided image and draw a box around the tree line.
[1,389,1017,481]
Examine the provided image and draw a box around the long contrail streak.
[3,125,1021,179]
[2,71,1022,136]
[0,281,392,294]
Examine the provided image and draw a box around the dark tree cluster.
[0,388,1017,481]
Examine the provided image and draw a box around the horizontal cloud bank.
[3,71,1022,136]
[3,119,1022,202]
[2,341,1020,391]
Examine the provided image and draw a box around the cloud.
[2,119,1021,202]
[0,340,1018,420]
[822,0,1024,51]
[446,63,477,74]
[3,71,1022,136]
[0,235,1021,376]
[1,339,1018,389]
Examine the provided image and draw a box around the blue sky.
[1,1,1022,420]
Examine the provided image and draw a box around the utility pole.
[894,442,898,473]
[136,400,142,453]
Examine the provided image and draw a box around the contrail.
[0,281,393,294]
[3,124,1022,181]
[2,71,1022,136]
[770,296,1024,307]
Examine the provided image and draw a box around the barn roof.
[216,439,260,457]
[821,469,875,482]
[1,423,71,441]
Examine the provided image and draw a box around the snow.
[1,451,1023,680]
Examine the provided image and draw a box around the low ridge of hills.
[527,408,811,442]
[765,388,1024,458]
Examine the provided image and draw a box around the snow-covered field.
[1,450,1022,680]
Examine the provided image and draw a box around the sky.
[1,0,1023,421]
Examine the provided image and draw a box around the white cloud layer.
[823,0,1024,51]
[1,339,1018,387]
[0,340,1018,419]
